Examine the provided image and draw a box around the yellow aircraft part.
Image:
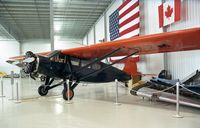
[0,72,7,77]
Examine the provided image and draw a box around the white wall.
[137,0,164,75]
[21,39,51,54]
[54,38,83,50]
[88,27,95,45]
[83,36,87,45]
[95,16,105,43]
[0,40,20,74]
[165,0,200,79]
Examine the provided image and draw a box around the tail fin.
[109,56,141,77]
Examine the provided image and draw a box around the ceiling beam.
[0,1,26,40]
[0,17,20,41]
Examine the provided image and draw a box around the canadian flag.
[158,0,181,28]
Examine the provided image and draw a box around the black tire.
[62,87,74,100]
[38,85,48,96]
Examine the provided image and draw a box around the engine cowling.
[22,51,38,74]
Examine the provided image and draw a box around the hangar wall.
[21,39,51,54]
[21,38,82,54]
[88,27,95,45]
[0,40,20,73]
[83,36,87,45]
[54,38,83,50]
[95,15,105,44]
[166,0,200,79]
[137,0,164,75]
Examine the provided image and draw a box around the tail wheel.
[40,75,46,82]
[38,85,48,96]
[62,87,74,100]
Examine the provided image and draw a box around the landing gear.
[62,82,74,100]
[37,75,78,100]
[37,76,53,96]
[38,85,48,96]
[62,87,74,100]
[40,75,46,82]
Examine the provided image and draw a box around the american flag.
[109,0,140,41]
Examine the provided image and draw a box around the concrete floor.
[0,78,200,128]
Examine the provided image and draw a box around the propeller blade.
[23,57,35,63]
[6,60,23,67]
[13,61,20,65]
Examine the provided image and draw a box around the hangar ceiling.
[0,0,112,41]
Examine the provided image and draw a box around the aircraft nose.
[22,51,38,74]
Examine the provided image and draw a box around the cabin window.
[81,60,91,68]
[91,63,101,70]
[71,58,80,66]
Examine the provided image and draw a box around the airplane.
[7,28,200,100]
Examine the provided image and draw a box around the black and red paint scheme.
[7,28,200,100]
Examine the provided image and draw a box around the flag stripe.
[119,0,138,15]
[119,11,139,28]
[174,0,181,21]
[118,30,139,40]
[158,4,164,28]
[118,0,131,11]
[119,17,139,32]
[120,23,139,37]
[119,6,139,24]
[109,0,140,41]
[119,1,139,19]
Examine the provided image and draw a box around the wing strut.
[75,47,122,74]
[71,50,139,90]
[79,50,139,81]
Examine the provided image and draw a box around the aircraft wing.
[9,28,200,60]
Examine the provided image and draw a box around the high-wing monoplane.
[7,28,200,100]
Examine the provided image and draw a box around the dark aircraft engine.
[22,51,66,79]
[23,51,38,74]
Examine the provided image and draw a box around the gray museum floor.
[0,78,200,128]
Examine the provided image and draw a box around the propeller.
[22,51,38,80]
[22,57,35,63]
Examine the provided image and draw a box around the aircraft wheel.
[40,75,46,82]
[38,85,48,96]
[62,87,74,100]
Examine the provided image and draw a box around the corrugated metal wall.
[166,0,200,80]
[137,0,164,75]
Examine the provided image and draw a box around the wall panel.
[166,0,200,79]
[55,39,83,50]
[0,40,20,73]
[88,27,95,45]
[83,36,87,45]
[21,39,51,54]
[95,16,105,44]
[137,0,164,75]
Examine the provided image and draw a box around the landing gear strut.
[37,76,54,96]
